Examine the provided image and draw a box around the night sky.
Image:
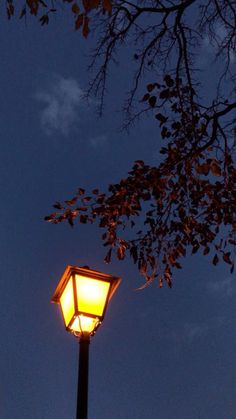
[0,10,235,419]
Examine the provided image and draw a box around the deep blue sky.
[0,10,235,419]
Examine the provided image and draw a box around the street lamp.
[51,265,121,419]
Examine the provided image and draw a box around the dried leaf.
[134,160,144,167]
[211,162,221,177]
[212,254,219,265]
[78,187,85,195]
[27,0,39,15]
[20,7,26,18]
[130,245,138,263]
[44,214,56,221]
[80,214,88,223]
[192,244,199,254]
[223,252,231,265]
[149,96,156,107]
[82,16,90,38]
[141,93,150,102]
[139,260,147,274]
[164,75,174,87]
[175,262,182,269]
[65,197,77,206]
[103,0,112,14]
[203,246,210,255]
[196,163,209,176]
[39,14,49,25]
[172,121,181,130]
[53,202,63,209]
[155,113,168,125]
[72,2,80,13]
[75,14,83,30]
[117,246,125,260]
[147,83,155,92]
[104,248,112,264]
[7,3,14,19]
[160,88,170,99]
[68,217,74,227]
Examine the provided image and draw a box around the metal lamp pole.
[51,265,121,419]
[76,334,90,419]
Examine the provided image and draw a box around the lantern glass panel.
[75,274,110,317]
[70,315,100,334]
[60,276,75,327]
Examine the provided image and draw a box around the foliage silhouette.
[9,0,235,286]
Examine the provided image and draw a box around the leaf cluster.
[5,0,112,32]
[45,76,236,287]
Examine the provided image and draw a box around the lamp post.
[51,265,121,419]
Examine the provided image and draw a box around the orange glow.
[75,275,110,317]
[52,265,121,337]
[71,315,100,334]
[59,276,75,326]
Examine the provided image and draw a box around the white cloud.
[170,322,208,345]
[36,76,84,136]
[183,323,207,342]
[207,275,235,297]
[89,134,107,148]
[170,317,226,346]
[200,23,236,65]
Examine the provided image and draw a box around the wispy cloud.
[170,322,208,345]
[200,23,236,66]
[207,275,235,297]
[89,134,107,148]
[36,76,84,136]
[170,316,226,346]
[183,323,207,342]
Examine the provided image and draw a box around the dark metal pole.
[76,334,90,419]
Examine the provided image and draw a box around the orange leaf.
[82,0,100,11]
[203,246,210,255]
[104,248,112,264]
[223,252,231,264]
[83,16,90,38]
[196,163,209,175]
[117,246,125,260]
[141,93,150,102]
[7,4,14,19]
[27,0,39,15]
[103,0,112,14]
[210,162,221,177]
[82,0,92,12]
[147,83,155,92]
[72,2,80,13]
[75,14,84,30]
[90,0,100,8]
[212,254,219,265]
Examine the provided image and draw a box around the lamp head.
[51,265,121,337]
